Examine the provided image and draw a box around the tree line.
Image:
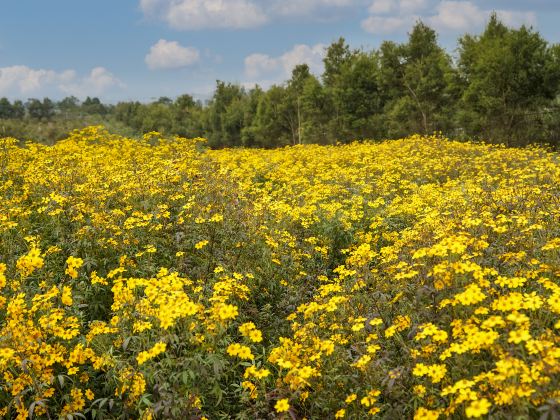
[2,15,560,148]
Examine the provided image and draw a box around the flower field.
[1,126,560,419]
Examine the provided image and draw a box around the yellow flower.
[413,385,426,397]
[345,393,357,403]
[137,342,167,365]
[16,247,44,276]
[413,363,447,383]
[65,256,84,279]
[242,381,258,399]
[275,398,290,413]
[239,322,263,342]
[0,347,15,360]
[244,365,270,379]
[90,271,108,285]
[0,263,7,288]
[414,407,441,420]
[360,389,380,407]
[215,304,239,321]
[508,329,531,344]
[465,398,491,418]
[61,285,73,306]
[352,354,372,370]
[226,343,254,360]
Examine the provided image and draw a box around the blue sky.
[0,0,559,103]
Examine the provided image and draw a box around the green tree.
[322,38,355,140]
[381,21,457,137]
[11,100,25,119]
[323,37,353,88]
[240,86,264,147]
[57,96,80,119]
[172,94,204,138]
[322,40,384,141]
[26,98,55,120]
[0,98,15,119]
[114,101,143,131]
[336,51,383,140]
[251,85,294,147]
[82,97,107,116]
[287,64,314,144]
[206,81,247,148]
[138,102,174,133]
[156,96,173,105]
[300,74,332,144]
[457,14,560,145]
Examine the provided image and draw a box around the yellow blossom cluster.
[136,342,167,365]
[65,255,84,278]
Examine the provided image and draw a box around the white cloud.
[495,9,537,28]
[244,54,278,79]
[368,0,394,14]
[140,0,267,30]
[428,2,536,31]
[244,44,326,84]
[362,0,537,34]
[368,0,427,15]
[361,15,413,33]
[362,0,428,33]
[145,39,200,70]
[0,66,74,95]
[399,0,428,14]
[60,67,124,97]
[427,1,485,30]
[84,68,123,94]
[139,0,537,34]
[0,65,123,98]
[140,0,364,29]
[271,0,358,16]
[281,44,327,75]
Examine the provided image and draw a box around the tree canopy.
[1,16,560,147]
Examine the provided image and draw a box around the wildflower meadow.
[1,126,560,419]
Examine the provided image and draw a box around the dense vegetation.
[1,126,560,419]
[2,15,560,148]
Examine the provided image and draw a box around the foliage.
[457,14,560,145]
[2,16,560,147]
